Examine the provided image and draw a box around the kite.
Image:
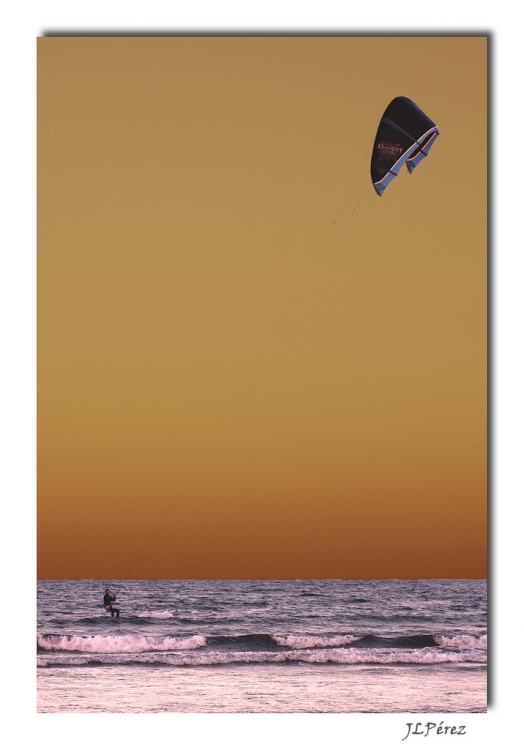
[370,97,439,196]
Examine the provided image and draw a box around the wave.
[274,633,485,650]
[207,633,280,650]
[37,634,205,654]
[60,612,177,626]
[435,634,487,649]
[353,634,439,648]
[37,645,487,668]
[275,634,360,649]
[136,610,174,619]
[299,592,323,598]
[37,630,486,663]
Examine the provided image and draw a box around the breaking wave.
[37,628,487,669]
[435,634,487,649]
[37,645,487,668]
[37,634,205,653]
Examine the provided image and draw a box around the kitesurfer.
[103,588,120,618]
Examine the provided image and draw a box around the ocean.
[37,578,487,713]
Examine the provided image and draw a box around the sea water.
[37,579,486,713]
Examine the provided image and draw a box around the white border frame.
[1,3,521,748]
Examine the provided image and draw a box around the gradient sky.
[37,36,486,579]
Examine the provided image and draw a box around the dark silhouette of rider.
[103,588,120,618]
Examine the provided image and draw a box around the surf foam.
[37,633,205,653]
[37,645,487,668]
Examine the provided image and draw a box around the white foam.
[137,610,174,619]
[37,644,487,668]
[37,633,205,653]
[435,634,487,649]
[274,635,359,649]
[289,647,487,665]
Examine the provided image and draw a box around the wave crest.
[37,645,487,668]
[37,633,205,653]
[435,634,487,649]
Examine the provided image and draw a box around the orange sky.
[37,36,486,579]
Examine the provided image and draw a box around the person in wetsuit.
[103,588,120,618]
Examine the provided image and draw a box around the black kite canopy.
[370,97,439,196]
